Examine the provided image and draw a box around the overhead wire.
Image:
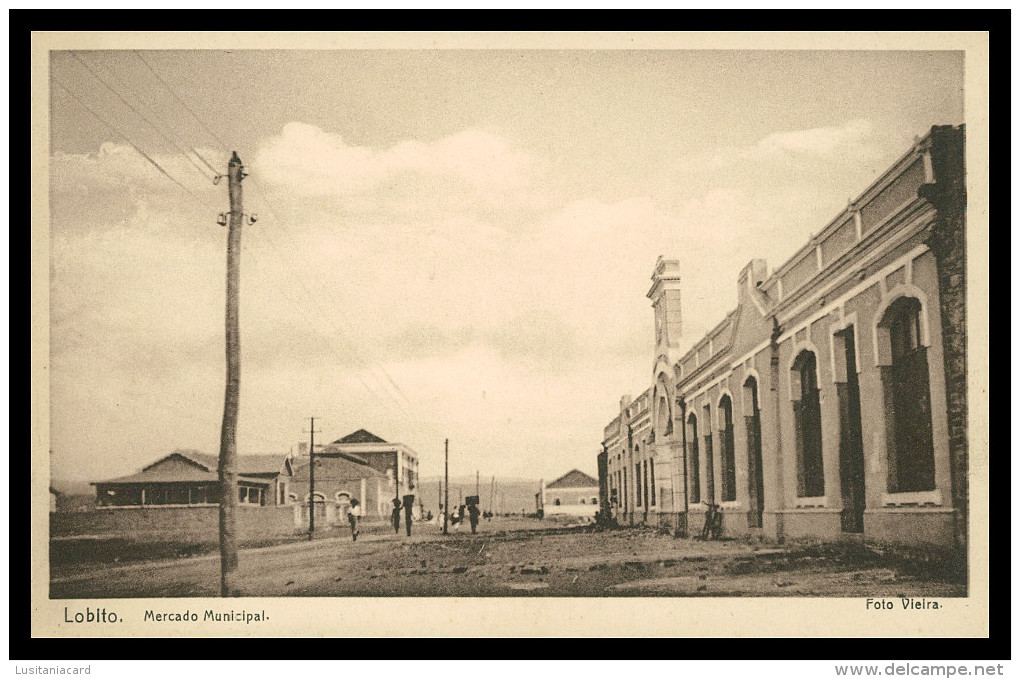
[128,50,415,416]
[131,51,227,181]
[245,174,415,415]
[52,78,217,213]
[74,50,417,424]
[132,50,230,149]
[69,51,217,185]
[51,61,308,456]
[192,149,221,176]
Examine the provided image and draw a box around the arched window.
[719,395,736,502]
[657,394,672,438]
[880,297,935,492]
[686,413,700,504]
[633,445,642,507]
[702,404,715,503]
[792,350,825,498]
[649,459,656,506]
[554,498,561,506]
[743,376,765,528]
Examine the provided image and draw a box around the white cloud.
[757,118,875,155]
[47,117,921,483]
[252,122,535,203]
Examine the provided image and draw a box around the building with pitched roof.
[288,450,387,519]
[600,126,968,548]
[291,429,421,519]
[542,469,600,518]
[92,449,293,508]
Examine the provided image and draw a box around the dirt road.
[50,518,965,598]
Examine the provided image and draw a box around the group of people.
[390,495,418,537]
[445,501,481,533]
[341,496,485,542]
[342,495,417,542]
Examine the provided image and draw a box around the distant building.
[542,469,600,518]
[601,126,968,548]
[291,429,421,519]
[288,450,387,519]
[92,449,293,508]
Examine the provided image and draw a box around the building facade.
[601,125,967,548]
[288,451,387,520]
[291,429,422,520]
[542,469,600,519]
[93,450,293,508]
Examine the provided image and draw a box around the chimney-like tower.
[738,258,771,314]
[647,256,683,364]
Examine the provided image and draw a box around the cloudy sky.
[46,44,964,483]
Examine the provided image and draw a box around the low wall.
[864,508,956,547]
[51,505,301,541]
[776,509,843,541]
[656,511,688,536]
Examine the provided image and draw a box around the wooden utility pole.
[306,417,320,540]
[443,439,449,535]
[489,475,495,514]
[218,151,245,597]
[475,470,480,497]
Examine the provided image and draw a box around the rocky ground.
[50,517,967,598]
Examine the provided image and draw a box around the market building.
[600,125,967,548]
[93,449,293,508]
[290,429,422,520]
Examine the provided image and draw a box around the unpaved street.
[51,518,966,598]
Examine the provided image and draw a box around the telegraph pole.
[475,470,480,497]
[306,417,320,540]
[443,439,449,535]
[218,151,245,597]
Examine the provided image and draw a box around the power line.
[125,55,397,405]
[69,51,216,184]
[244,175,414,415]
[111,52,416,418]
[119,53,225,178]
[246,172,413,411]
[52,65,416,450]
[132,50,230,149]
[248,216,411,418]
[93,55,223,185]
[52,78,217,212]
[192,148,221,176]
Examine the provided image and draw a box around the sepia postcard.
[30,30,990,639]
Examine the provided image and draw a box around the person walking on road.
[468,502,480,534]
[391,497,402,534]
[450,505,462,532]
[347,498,362,542]
[402,494,415,537]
